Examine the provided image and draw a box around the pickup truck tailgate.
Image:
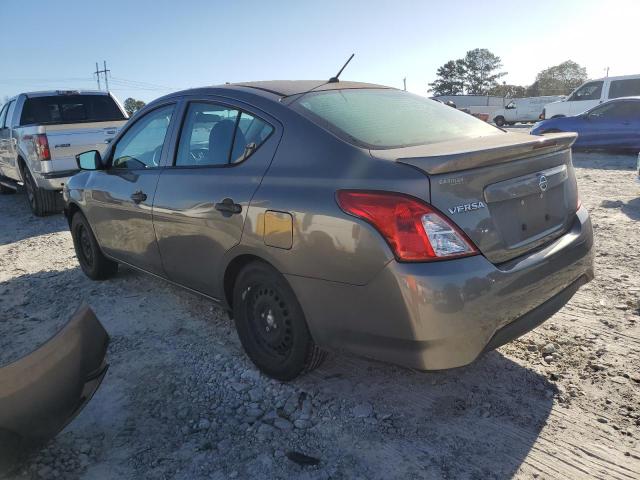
[45,121,126,170]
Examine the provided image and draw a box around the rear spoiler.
[0,306,109,470]
[393,132,577,175]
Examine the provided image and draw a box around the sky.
[1,0,639,103]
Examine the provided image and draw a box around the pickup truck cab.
[492,96,564,126]
[542,74,640,120]
[0,90,128,215]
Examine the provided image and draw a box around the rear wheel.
[494,116,506,127]
[71,212,118,280]
[20,163,60,216]
[232,261,326,380]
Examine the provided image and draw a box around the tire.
[494,116,505,127]
[232,261,326,380]
[20,164,60,216]
[71,212,118,280]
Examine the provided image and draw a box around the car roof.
[230,80,391,97]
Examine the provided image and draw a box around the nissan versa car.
[63,81,594,380]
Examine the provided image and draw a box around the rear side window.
[608,79,640,99]
[20,95,126,125]
[292,89,501,149]
[175,102,273,167]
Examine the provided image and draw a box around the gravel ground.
[0,151,639,480]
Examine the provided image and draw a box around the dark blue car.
[531,97,640,151]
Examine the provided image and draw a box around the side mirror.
[76,150,103,170]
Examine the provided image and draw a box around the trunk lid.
[372,132,579,264]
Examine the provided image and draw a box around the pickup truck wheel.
[21,165,59,216]
[233,261,326,380]
[71,212,118,280]
[494,116,506,127]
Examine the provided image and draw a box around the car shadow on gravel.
[301,349,556,479]
[600,197,640,221]
[0,193,67,245]
[572,151,638,170]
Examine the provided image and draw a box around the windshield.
[292,89,502,149]
[20,94,126,125]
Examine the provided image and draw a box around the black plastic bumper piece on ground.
[482,275,588,354]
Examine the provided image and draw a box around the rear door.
[152,98,280,296]
[83,102,177,275]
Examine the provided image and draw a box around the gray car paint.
[0,306,108,470]
[64,81,594,371]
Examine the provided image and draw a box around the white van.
[542,74,640,119]
[492,96,564,126]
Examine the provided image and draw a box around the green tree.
[123,97,146,116]
[429,49,506,95]
[463,48,507,95]
[488,83,527,98]
[428,59,466,95]
[529,61,587,96]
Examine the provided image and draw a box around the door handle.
[215,198,242,215]
[130,191,147,204]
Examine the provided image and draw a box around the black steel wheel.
[233,261,325,380]
[71,212,118,280]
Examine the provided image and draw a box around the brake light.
[336,190,478,261]
[540,109,546,120]
[33,134,51,161]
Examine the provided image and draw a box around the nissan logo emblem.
[538,174,548,192]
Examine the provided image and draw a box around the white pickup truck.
[0,90,128,215]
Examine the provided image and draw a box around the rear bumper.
[287,207,594,370]
[0,306,109,458]
[34,170,78,190]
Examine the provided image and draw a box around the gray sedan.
[64,81,594,380]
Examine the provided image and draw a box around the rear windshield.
[20,95,126,126]
[292,89,502,149]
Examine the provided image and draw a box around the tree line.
[429,49,588,98]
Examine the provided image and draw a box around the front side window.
[587,101,640,119]
[0,104,8,128]
[292,89,502,149]
[175,103,274,167]
[608,79,640,99]
[569,81,603,102]
[112,104,174,169]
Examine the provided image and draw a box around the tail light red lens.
[336,190,479,262]
[33,134,51,161]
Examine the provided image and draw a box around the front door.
[84,103,176,275]
[566,80,604,115]
[153,99,279,296]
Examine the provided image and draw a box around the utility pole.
[403,77,407,91]
[103,61,110,92]
[93,61,111,92]
[94,62,101,90]
[605,67,610,78]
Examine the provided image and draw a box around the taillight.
[33,134,51,161]
[336,190,478,262]
[539,109,546,120]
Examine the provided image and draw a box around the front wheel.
[233,261,326,380]
[71,212,118,280]
[494,116,506,127]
